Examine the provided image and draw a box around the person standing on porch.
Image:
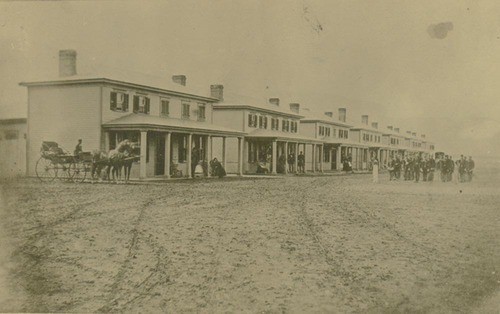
[297,151,305,173]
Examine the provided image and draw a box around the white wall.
[27,85,101,176]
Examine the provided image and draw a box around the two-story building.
[212,97,322,174]
[299,108,354,171]
[20,50,244,179]
[349,115,385,170]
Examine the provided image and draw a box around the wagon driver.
[74,139,83,156]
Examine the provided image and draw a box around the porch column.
[293,142,299,173]
[222,137,227,169]
[337,146,342,170]
[272,140,277,174]
[140,131,147,179]
[165,132,171,179]
[303,143,307,172]
[206,135,212,177]
[237,137,243,176]
[284,141,288,174]
[320,145,324,172]
[311,144,316,173]
[187,133,192,178]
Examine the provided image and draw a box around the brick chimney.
[324,112,333,118]
[172,75,186,86]
[394,127,400,133]
[289,103,300,113]
[387,126,393,131]
[210,85,224,101]
[59,49,77,77]
[269,98,280,106]
[338,108,346,122]
[361,115,369,125]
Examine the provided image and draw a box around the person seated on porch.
[210,158,226,178]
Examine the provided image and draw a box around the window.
[110,91,129,112]
[198,104,206,121]
[258,115,268,129]
[345,130,349,139]
[133,95,150,114]
[4,130,18,140]
[282,120,290,132]
[325,127,330,137]
[291,121,298,133]
[161,99,170,116]
[248,113,257,127]
[182,103,190,118]
[332,128,336,138]
[271,118,279,130]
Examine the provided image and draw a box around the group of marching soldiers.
[388,154,475,183]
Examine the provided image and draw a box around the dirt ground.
[0,167,499,313]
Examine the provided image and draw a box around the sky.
[1,0,499,157]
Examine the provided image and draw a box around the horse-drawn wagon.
[35,141,92,182]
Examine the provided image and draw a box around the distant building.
[212,97,321,174]
[0,118,27,178]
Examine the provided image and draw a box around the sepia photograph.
[0,0,499,312]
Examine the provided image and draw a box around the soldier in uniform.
[413,156,422,182]
[467,156,475,182]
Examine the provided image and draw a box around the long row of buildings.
[7,50,435,179]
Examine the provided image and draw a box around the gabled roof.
[102,114,243,136]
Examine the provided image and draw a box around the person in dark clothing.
[74,139,83,156]
[209,158,226,178]
[422,157,428,181]
[467,156,475,182]
[394,156,402,179]
[427,156,436,181]
[413,157,422,182]
[297,151,305,173]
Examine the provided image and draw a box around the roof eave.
[19,78,219,103]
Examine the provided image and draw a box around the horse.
[90,139,136,183]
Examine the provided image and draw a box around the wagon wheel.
[70,161,88,183]
[57,161,75,182]
[35,156,57,182]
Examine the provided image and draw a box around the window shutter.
[133,96,139,113]
[145,97,150,114]
[110,92,117,110]
[123,94,129,111]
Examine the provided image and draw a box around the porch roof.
[246,129,323,143]
[102,114,244,137]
